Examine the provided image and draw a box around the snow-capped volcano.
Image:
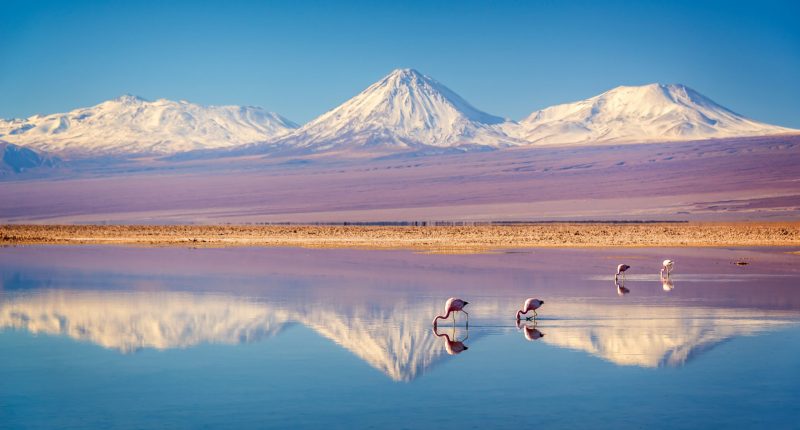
[1,78,795,160]
[278,68,519,151]
[513,83,794,145]
[0,95,298,156]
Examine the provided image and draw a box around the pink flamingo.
[615,264,631,281]
[516,298,545,321]
[432,297,469,328]
[661,259,674,277]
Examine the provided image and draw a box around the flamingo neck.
[516,310,524,320]
[434,330,452,341]
[432,310,452,326]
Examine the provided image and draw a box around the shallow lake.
[2,246,799,429]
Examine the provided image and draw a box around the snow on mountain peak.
[514,82,793,145]
[386,67,421,77]
[1,74,795,159]
[0,97,298,156]
[374,67,505,125]
[278,68,516,150]
[112,94,148,105]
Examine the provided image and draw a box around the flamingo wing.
[524,298,543,311]
[523,298,534,311]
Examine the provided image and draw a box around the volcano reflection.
[0,290,796,380]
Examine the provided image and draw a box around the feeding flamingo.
[661,259,675,276]
[516,298,545,321]
[432,297,469,328]
[615,264,631,281]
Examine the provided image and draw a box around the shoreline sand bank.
[2,223,799,253]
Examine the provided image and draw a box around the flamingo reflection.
[432,325,469,355]
[661,274,675,291]
[616,278,630,295]
[516,319,545,341]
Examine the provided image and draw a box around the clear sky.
[1,0,798,127]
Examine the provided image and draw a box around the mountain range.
[0,95,297,156]
[0,69,794,159]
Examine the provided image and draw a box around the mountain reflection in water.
[1,289,795,381]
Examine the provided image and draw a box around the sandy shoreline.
[2,223,799,252]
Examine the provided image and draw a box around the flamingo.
[615,264,630,281]
[432,297,469,328]
[661,259,674,277]
[516,298,545,321]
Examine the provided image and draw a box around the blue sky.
[1,0,798,127]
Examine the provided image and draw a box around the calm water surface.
[1,246,799,429]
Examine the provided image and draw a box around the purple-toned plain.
[2,136,798,223]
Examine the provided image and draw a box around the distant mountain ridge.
[513,83,793,145]
[0,70,795,159]
[0,95,298,156]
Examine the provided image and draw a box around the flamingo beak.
[463,301,469,305]
[540,300,545,304]
[463,346,469,350]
